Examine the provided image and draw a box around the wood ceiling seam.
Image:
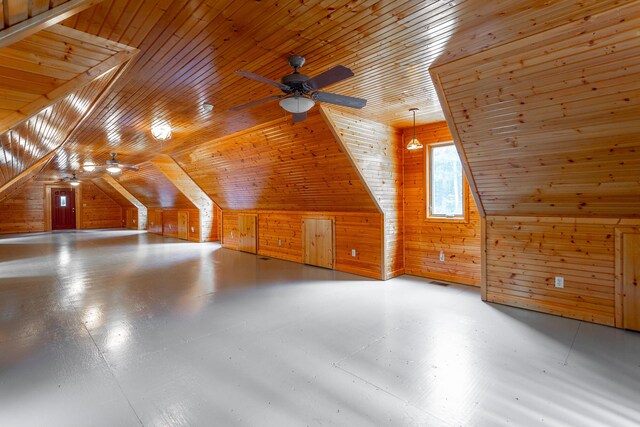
[432,1,640,74]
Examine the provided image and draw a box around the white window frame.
[426,141,468,222]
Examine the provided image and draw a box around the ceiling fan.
[61,172,82,186]
[85,153,139,174]
[230,56,367,123]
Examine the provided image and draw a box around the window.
[60,195,67,207]
[427,142,465,219]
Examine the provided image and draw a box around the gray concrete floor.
[0,229,639,426]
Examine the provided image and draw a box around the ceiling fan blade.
[229,95,283,111]
[124,165,139,171]
[312,91,367,109]
[292,112,307,123]
[235,71,291,91]
[305,65,354,91]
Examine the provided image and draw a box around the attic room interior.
[1,0,639,425]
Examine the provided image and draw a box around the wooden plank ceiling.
[114,161,196,209]
[0,66,118,189]
[431,1,640,217]
[171,111,378,212]
[0,24,137,136]
[1,0,69,29]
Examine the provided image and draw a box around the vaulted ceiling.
[1,0,637,217]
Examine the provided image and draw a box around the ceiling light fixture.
[406,108,423,150]
[107,165,122,174]
[279,95,315,114]
[202,102,214,113]
[69,173,80,186]
[151,122,172,141]
[83,163,95,172]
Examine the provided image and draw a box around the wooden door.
[178,211,189,240]
[51,188,76,230]
[238,214,257,254]
[303,218,334,269]
[623,234,640,331]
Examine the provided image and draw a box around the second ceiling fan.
[230,56,367,123]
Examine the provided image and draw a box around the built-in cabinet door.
[178,211,189,240]
[303,218,334,269]
[623,233,640,331]
[238,214,257,254]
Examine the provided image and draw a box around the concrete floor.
[0,230,639,426]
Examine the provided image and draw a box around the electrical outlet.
[439,250,445,262]
[351,249,357,257]
[133,219,136,224]
[231,231,234,238]
[555,276,564,288]
[191,226,195,233]
[278,239,282,246]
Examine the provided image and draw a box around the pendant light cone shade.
[407,108,423,150]
[279,96,315,113]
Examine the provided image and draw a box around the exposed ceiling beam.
[0,0,103,49]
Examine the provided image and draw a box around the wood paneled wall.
[0,178,44,234]
[146,207,214,242]
[80,180,122,229]
[223,210,382,279]
[0,178,125,234]
[403,122,481,286]
[322,107,403,279]
[484,217,640,326]
[429,2,640,326]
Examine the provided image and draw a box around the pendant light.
[406,108,423,150]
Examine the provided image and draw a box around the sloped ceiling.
[431,1,640,217]
[171,111,378,212]
[115,161,196,209]
[0,66,119,189]
[92,176,135,208]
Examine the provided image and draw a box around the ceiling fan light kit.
[231,56,367,123]
[279,96,315,113]
[83,163,96,172]
[107,165,122,173]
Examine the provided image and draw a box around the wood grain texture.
[0,24,137,137]
[0,0,103,48]
[303,218,334,269]
[79,179,122,228]
[622,233,640,331]
[0,177,44,233]
[150,154,216,243]
[484,216,640,326]
[172,112,378,212]
[403,122,481,286]
[116,161,196,209]
[0,176,126,233]
[431,2,640,217]
[223,210,382,279]
[97,174,147,229]
[0,67,119,189]
[322,107,403,279]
